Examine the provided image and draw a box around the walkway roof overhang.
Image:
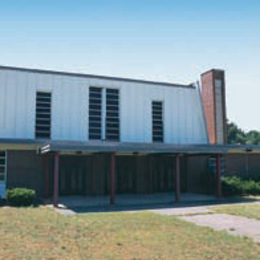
[0,138,46,150]
[37,141,260,155]
[1,139,260,155]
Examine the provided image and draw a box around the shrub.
[222,176,243,196]
[6,188,36,207]
[243,179,260,195]
[222,176,260,196]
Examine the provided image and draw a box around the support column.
[175,154,181,202]
[216,154,222,198]
[53,151,60,207]
[43,154,50,198]
[110,152,116,206]
[245,152,249,176]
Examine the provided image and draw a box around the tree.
[246,130,260,145]
[227,121,246,144]
[227,121,260,145]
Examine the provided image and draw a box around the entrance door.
[0,151,6,198]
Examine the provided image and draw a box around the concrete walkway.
[181,214,260,243]
[151,202,260,244]
[150,206,214,216]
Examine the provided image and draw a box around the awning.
[38,141,260,155]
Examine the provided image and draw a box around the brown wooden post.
[175,154,181,202]
[216,154,222,198]
[53,151,59,207]
[245,152,249,176]
[110,152,116,206]
[43,154,50,198]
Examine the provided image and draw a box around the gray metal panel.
[0,66,207,144]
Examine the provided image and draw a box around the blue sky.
[0,0,259,131]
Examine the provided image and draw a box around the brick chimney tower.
[201,69,227,144]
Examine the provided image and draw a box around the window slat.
[0,151,6,182]
[89,87,102,140]
[36,91,51,139]
[106,88,119,141]
[152,101,163,143]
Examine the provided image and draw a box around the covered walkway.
[39,141,237,208]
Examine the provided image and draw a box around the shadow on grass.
[0,197,43,208]
[57,196,259,214]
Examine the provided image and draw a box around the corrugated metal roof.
[0,65,194,89]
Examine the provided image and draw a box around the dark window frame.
[88,87,102,140]
[35,91,52,139]
[106,88,120,141]
[152,101,164,143]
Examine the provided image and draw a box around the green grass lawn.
[212,203,260,220]
[0,207,260,260]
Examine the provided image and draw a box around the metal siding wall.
[0,69,208,144]
[120,81,208,144]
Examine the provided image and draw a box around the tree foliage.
[227,121,260,145]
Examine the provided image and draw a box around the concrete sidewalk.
[181,213,260,243]
[150,206,214,216]
[150,201,260,244]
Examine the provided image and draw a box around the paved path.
[180,214,260,243]
[150,206,213,216]
[150,202,260,244]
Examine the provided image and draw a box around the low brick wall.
[226,154,260,180]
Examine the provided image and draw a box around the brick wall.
[7,150,44,196]
[201,69,227,144]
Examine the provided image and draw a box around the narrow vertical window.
[0,151,6,183]
[152,101,164,142]
[209,157,226,175]
[89,87,102,140]
[35,92,51,139]
[106,89,120,141]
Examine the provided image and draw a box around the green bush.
[6,188,36,207]
[222,176,260,196]
[243,179,260,195]
[222,176,243,196]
